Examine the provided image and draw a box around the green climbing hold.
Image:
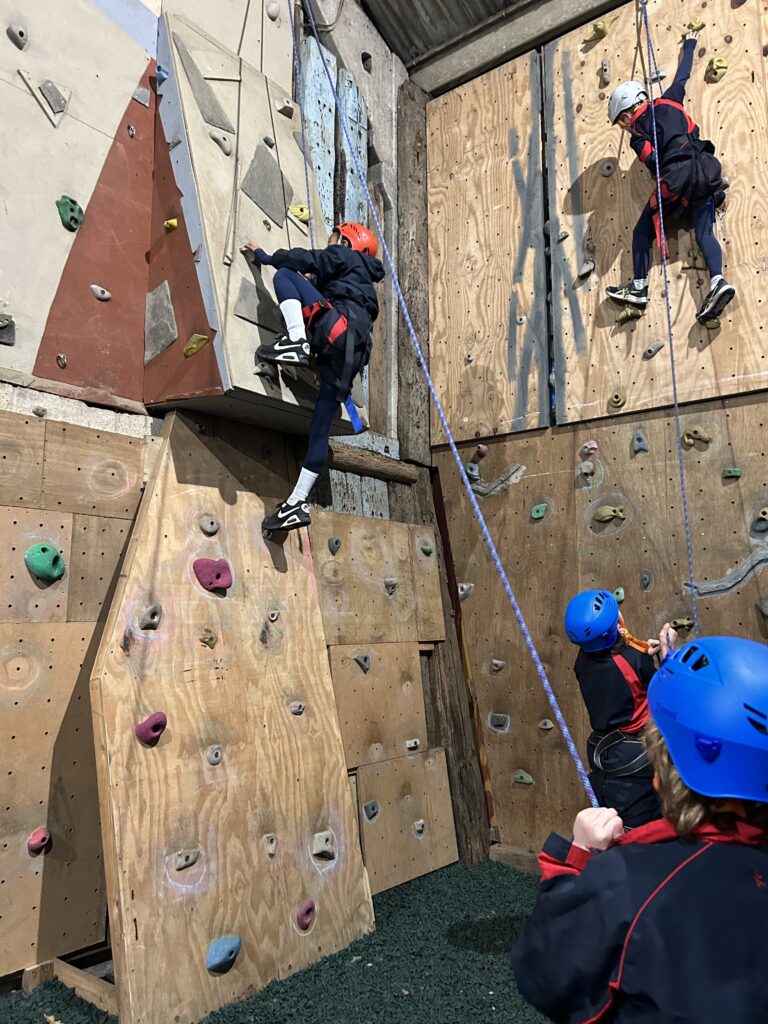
[722,468,742,479]
[613,586,625,604]
[56,195,84,232]
[420,542,434,556]
[24,543,65,582]
[530,503,548,521]
[640,572,652,591]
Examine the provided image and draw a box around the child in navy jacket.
[605,29,733,324]
[512,633,768,1023]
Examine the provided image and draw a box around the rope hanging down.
[287,0,316,248]
[300,0,598,805]
[638,0,700,636]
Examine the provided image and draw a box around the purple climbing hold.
[193,557,232,592]
[134,711,167,746]
[26,827,52,856]
[296,899,316,931]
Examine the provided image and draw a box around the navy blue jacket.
[260,245,384,321]
[512,818,768,1022]
[574,642,655,737]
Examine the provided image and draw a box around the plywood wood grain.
[0,508,72,624]
[67,516,131,621]
[545,0,768,424]
[427,51,548,444]
[0,411,44,508]
[329,643,427,768]
[90,413,373,1024]
[410,525,446,642]
[356,748,458,895]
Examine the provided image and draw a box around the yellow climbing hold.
[704,57,728,84]
[593,505,626,523]
[183,333,209,358]
[686,17,705,33]
[683,248,707,270]
[584,15,617,41]
[682,425,712,448]
[288,203,311,224]
[164,217,178,231]
[616,305,642,325]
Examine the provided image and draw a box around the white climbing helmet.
[608,81,648,124]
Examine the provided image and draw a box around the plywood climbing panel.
[545,0,768,424]
[90,412,373,1024]
[427,51,549,445]
[356,748,458,895]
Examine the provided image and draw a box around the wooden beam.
[22,961,55,992]
[53,959,118,1016]
[489,844,540,875]
[328,441,418,484]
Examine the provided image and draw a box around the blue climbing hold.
[206,935,242,974]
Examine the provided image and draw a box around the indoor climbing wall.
[435,392,768,848]
[545,0,768,423]
[0,409,148,976]
[426,51,549,445]
[89,412,373,1024]
[313,512,458,893]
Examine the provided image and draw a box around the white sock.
[632,278,647,290]
[710,274,723,291]
[287,467,318,505]
[279,299,306,341]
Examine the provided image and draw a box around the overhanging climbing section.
[89,412,373,1024]
[545,0,768,423]
[426,51,549,444]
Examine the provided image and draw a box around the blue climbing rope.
[301,0,598,805]
[638,0,700,636]
[287,0,316,248]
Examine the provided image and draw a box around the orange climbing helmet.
[333,221,378,258]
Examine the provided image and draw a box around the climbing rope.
[301,0,598,805]
[638,0,700,636]
[287,0,316,247]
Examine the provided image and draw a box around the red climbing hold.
[26,827,52,856]
[296,899,316,931]
[134,711,168,746]
[193,558,233,592]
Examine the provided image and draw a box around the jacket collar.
[616,816,768,848]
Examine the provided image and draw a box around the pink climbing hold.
[134,711,167,746]
[27,827,51,856]
[296,899,316,931]
[193,557,232,592]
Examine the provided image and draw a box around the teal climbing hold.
[639,572,652,591]
[56,195,84,232]
[530,503,548,520]
[613,586,625,604]
[206,935,242,974]
[24,543,65,582]
[722,468,742,479]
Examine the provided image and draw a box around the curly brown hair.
[644,721,768,837]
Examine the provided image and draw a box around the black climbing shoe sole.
[696,283,735,323]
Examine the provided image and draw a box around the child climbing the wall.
[564,590,665,828]
[512,634,768,1023]
[605,28,734,324]
[242,222,384,532]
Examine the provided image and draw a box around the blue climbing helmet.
[564,589,619,652]
[649,636,768,802]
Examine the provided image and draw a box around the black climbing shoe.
[696,279,735,323]
[263,498,311,533]
[605,282,649,308]
[256,335,310,365]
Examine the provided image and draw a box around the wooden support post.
[328,441,418,484]
[52,959,118,1016]
[21,961,55,992]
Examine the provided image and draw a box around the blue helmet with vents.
[649,636,768,802]
[564,590,619,652]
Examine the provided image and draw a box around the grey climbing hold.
[207,744,223,766]
[405,738,420,751]
[578,257,596,279]
[240,144,293,227]
[384,577,399,596]
[175,848,200,871]
[127,124,136,138]
[0,314,15,347]
[265,834,278,858]
[173,34,236,133]
[513,769,534,785]
[234,277,282,333]
[640,571,652,591]
[643,340,664,359]
[144,280,178,365]
[275,96,295,118]
[90,285,111,301]
[311,830,336,860]
[600,159,616,177]
[599,59,611,87]
[363,801,379,822]
[40,80,68,115]
[325,537,342,558]
[489,713,510,733]
[56,353,67,368]
[209,129,232,156]
[632,429,649,454]
[290,701,305,716]
[579,460,595,477]
[263,135,275,148]
[458,582,474,601]
[6,24,28,49]
[156,65,169,86]
[132,85,151,108]
[199,514,219,536]
[581,440,599,458]
[490,659,505,673]
[169,135,182,149]
[32,406,46,417]
[139,603,163,631]
[265,610,280,626]
[200,630,218,648]
[266,0,281,19]
[539,719,554,731]
[413,819,427,838]
[206,935,242,974]
[354,653,371,673]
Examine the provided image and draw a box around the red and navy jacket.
[260,244,384,321]
[573,642,655,737]
[512,818,768,1022]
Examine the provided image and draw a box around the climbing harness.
[638,0,699,635]
[301,0,598,805]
